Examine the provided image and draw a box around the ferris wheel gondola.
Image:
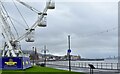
[25,29,35,42]
[38,16,47,27]
[37,12,47,27]
[46,0,55,9]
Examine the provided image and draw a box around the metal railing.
[71,62,118,70]
[46,62,120,70]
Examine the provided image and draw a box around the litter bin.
[40,63,46,67]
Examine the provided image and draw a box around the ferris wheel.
[0,0,55,57]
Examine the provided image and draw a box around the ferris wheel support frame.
[0,0,55,70]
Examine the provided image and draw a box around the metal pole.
[44,45,47,66]
[111,63,113,69]
[68,35,70,51]
[68,35,71,71]
[92,68,93,74]
[33,47,34,66]
[90,68,91,74]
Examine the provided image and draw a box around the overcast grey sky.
[0,0,118,58]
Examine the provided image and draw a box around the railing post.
[101,63,102,69]
[79,63,80,67]
[97,63,98,69]
[117,63,118,70]
[78,63,79,67]
[80,63,81,67]
[106,63,107,69]
[81,63,83,67]
[85,63,86,68]
[111,63,113,69]
[82,63,83,68]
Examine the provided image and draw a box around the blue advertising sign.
[0,57,32,70]
[2,57,22,69]
[67,49,71,53]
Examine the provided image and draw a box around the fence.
[46,61,120,70]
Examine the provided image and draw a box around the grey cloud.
[0,1,118,58]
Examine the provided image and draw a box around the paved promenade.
[85,70,120,74]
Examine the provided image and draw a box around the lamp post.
[32,47,35,66]
[41,45,49,66]
[67,35,71,71]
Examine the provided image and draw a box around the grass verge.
[1,66,86,74]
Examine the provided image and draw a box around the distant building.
[22,48,39,60]
[71,55,81,60]
[22,49,81,61]
[65,54,81,60]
